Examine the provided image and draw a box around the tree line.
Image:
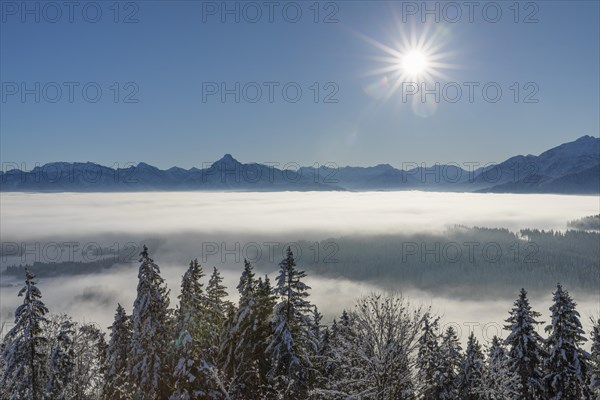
[1,246,599,399]
[305,227,600,296]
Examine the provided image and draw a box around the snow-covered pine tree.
[503,288,545,400]
[104,304,133,400]
[206,266,231,320]
[590,318,600,397]
[185,266,232,399]
[314,310,355,398]
[171,259,207,400]
[73,323,107,399]
[324,317,337,365]
[482,336,521,400]
[220,259,261,399]
[311,306,323,350]
[544,283,591,399]
[267,247,316,399]
[339,309,351,330]
[308,305,327,392]
[204,267,231,360]
[45,317,76,399]
[176,259,205,336]
[313,323,331,386]
[437,326,462,400]
[416,313,442,399]
[129,245,173,399]
[253,275,277,395]
[458,332,485,400]
[0,269,49,400]
[310,306,324,357]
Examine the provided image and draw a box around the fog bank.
[2,191,598,241]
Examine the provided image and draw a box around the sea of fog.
[1,191,599,344]
[1,191,598,239]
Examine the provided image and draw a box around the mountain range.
[1,136,598,194]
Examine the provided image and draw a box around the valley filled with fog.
[1,191,599,344]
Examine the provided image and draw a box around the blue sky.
[1,0,598,169]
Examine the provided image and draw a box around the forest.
[4,226,599,300]
[568,215,600,232]
[288,227,600,297]
[1,246,599,399]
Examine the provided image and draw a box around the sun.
[401,50,429,77]
[359,22,460,102]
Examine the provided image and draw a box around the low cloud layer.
[1,191,598,242]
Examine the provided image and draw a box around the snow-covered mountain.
[1,136,598,194]
[476,135,599,194]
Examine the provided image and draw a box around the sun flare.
[401,50,429,76]
[361,23,459,103]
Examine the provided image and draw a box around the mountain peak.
[373,163,395,171]
[539,135,599,159]
[574,135,598,143]
[220,153,236,161]
[136,162,157,170]
[211,154,241,168]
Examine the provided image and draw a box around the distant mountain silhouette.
[1,136,598,194]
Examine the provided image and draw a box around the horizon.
[3,134,598,171]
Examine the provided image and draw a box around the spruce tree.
[267,247,316,399]
[483,336,521,400]
[220,259,260,399]
[129,245,172,399]
[438,326,462,400]
[309,305,327,393]
[317,310,356,398]
[171,259,206,400]
[207,267,230,327]
[207,266,230,316]
[416,313,442,399]
[202,267,230,365]
[186,266,232,399]
[104,304,133,400]
[73,323,107,399]
[544,284,591,399]
[0,269,49,400]
[46,317,76,399]
[458,332,485,400]
[503,288,545,399]
[590,318,600,397]
[254,275,277,394]
[311,306,323,352]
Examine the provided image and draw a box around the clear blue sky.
[1,0,598,169]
